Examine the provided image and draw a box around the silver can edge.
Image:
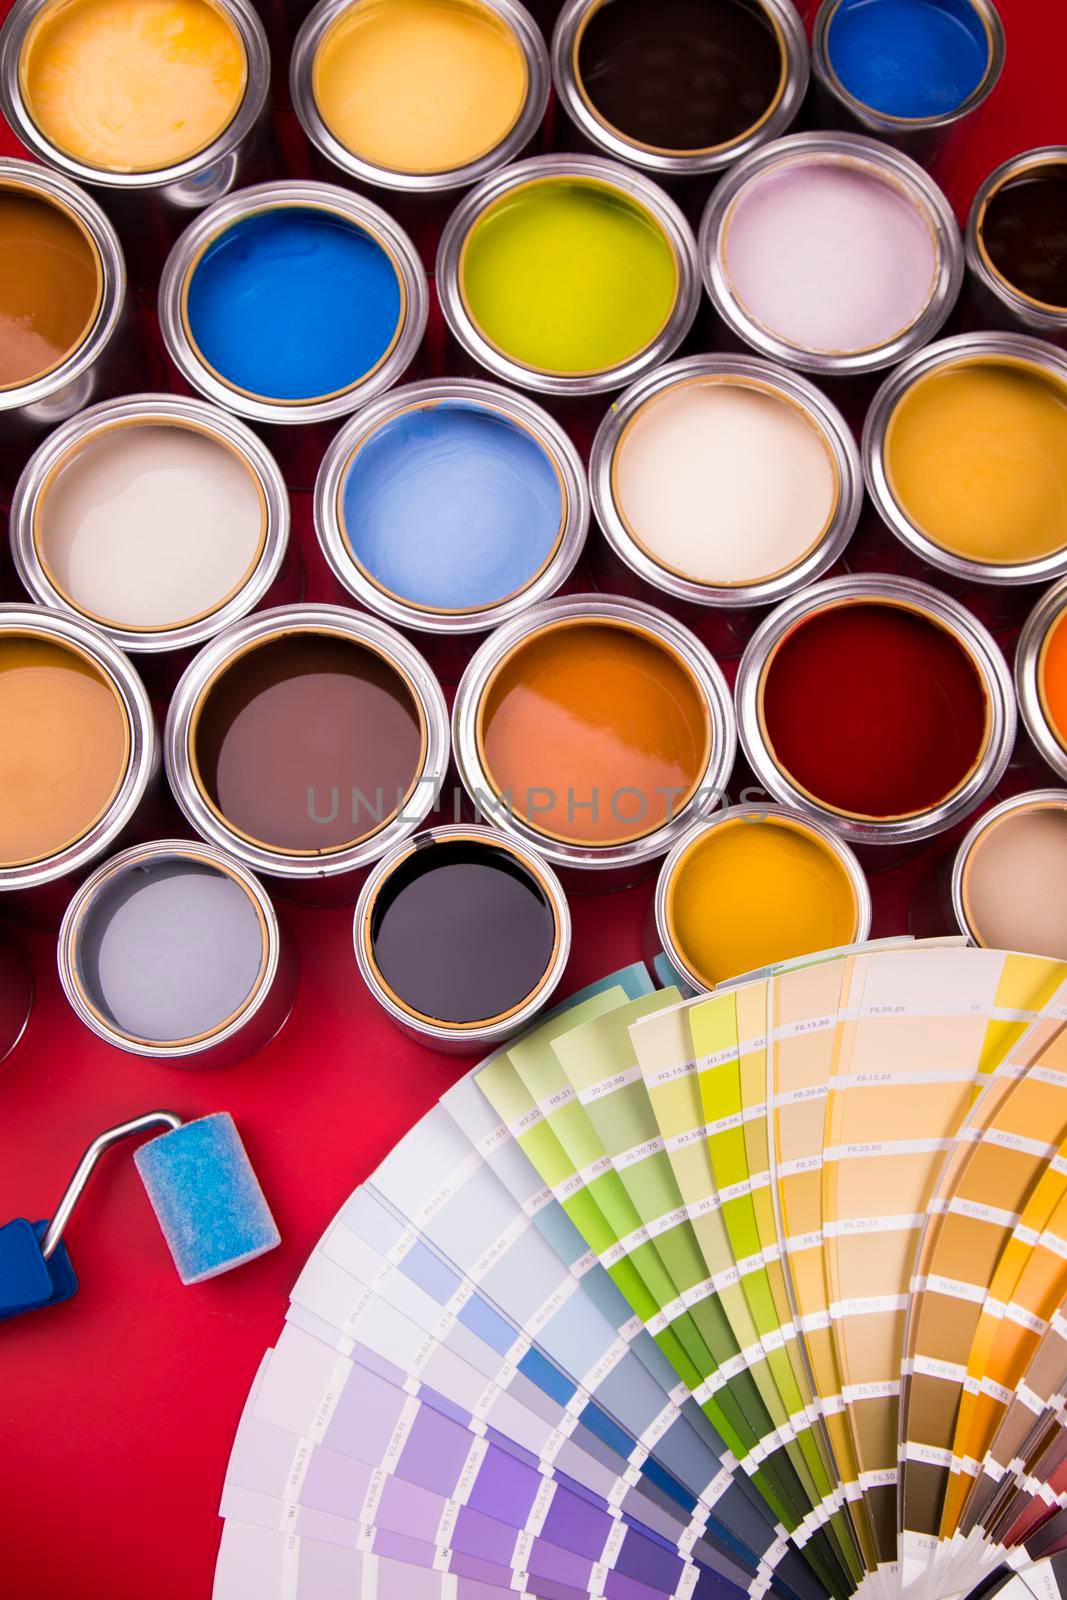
[589,351,862,609]
[734,571,1016,846]
[452,591,738,872]
[698,129,964,377]
[164,601,451,884]
[352,822,572,1050]
[158,179,429,427]
[314,376,589,635]
[10,392,291,652]
[436,153,701,397]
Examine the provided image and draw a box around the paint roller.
[0,1110,279,1320]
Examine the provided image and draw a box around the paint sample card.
[900,977,1067,1591]
[217,954,1067,1600]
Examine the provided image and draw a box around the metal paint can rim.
[452,591,738,872]
[698,129,963,377]
[0,603,157,892]
[436,152,701,397]
[811,0,1006,141]
[965,146,1067,336]
[734,571,1016,846]
[353,822,572,1047]
[57,836,284,1060]
[1015,575,1067,784]
[551,0,810,177]
[10,392,291,653]
[863,331,1067,587]
[164,602,451,882]
[0,0,271,191]
[654,802,873,995]
[588,351,862,609]
[951,786,1067,946]
[0,157,125,416]
[314,376,589,635]
[158,179,428,427]
[291,0,550,194]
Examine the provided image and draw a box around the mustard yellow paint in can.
[883,351,1067,568]
[658,806,868,990]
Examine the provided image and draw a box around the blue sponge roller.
[134,1113,280,1285]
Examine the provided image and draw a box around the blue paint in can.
[185,207,402,402]
[827,0,990,119]
[340,401,564,611]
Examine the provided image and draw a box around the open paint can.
[951,790,1067,962]
[452,593,736,881]
[966,148,1067,346]
[1015,577,1067,785]
[58,838,296,1066]
[699,131,962,378]
[165,604,450,901]
[811,0,1004,164]
[0,158,128,479]
[551,0,808,178]
[315,377,588,654]
[353,824,570,1050]
[0,0,271,275]
[159,180,427,478]
[292,0,548,197]
[589,353,861,622]
[655,804,871,994]
[0,605,158,916]
[10,393,291,657]
[864,332,1067,588]
[436,153,700,398]
[735,573,1016,847]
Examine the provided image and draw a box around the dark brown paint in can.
[979,162,1067,311]
[190,629,426,854]
[367,835,558,1025]
[574,0,784,156]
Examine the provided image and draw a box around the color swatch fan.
[213,944,1067,1600]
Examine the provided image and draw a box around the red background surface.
[1,4,1066,1595]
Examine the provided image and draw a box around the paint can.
[551,0,808,182]
[588,352,861,656]
[810,0,1004,166]
[966,148,1067,347]
[0,0,272,282]
[452,593,736,886]
[58,838,297,1067]
[314,377,588,679]
[0,605,159,922]
[353,824,570,1051]
[947,790,1067,961]
[10,394,294,678]
[0,159,131,490]
[436,154,700,406]
[734,573,1016,848]
[291,0,549,262]
[0,925,33,1063]
[1015,577,1067,786]
[864,332,1067,590]
[158,180,428,485]
[654,804,871,994]
[699,131,962,380]
[165,604,450,902]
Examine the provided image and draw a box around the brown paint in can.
[0,182,101,389]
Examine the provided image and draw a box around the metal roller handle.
[42,1112,183,1260]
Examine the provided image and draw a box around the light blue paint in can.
[339,400,565,612]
